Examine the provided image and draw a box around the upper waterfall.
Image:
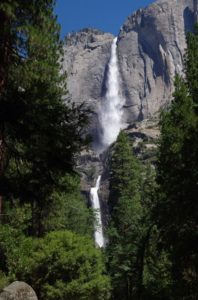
[98,37,125,150]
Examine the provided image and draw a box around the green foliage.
[156,25,198,299]
[109,131,141,205]
[157,76,196,227]
[40,174,93,236]
[141,225,173,300]
[0,224,33,282]
[185,23,198,106]
[0,271,9,291]
[106,132,175,299]
[3,201,31,233]
[19,231,111,300]
[107,132,144,299]
[0,227,111,299]
[0,0,90,236]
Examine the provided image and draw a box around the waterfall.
[98,37,125,150]
[90,37,125,248]
[90,176,105,248]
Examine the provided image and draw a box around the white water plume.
[90,176,105,248]
[90,38,125,248]
[99,37,125,150]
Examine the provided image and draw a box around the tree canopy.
[155,25,198,299]
[0,0,90,235]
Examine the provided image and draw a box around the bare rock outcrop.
[118,0,197,121]
[62,28,114,136]
[0,282,38,300]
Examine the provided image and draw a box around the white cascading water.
[99,37,125,150]
[90,37,125,248]
[90,176,105,248]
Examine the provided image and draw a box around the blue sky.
[55,0,154,39]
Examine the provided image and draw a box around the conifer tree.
[156,26,198,298]
[109,131,141,206]
[107,132,145,300]
[185,24,198,106]
[0,1,89,234]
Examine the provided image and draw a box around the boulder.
[0,282,38,300]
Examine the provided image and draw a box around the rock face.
[62,28,114,136]
[0,282,38,300]
[118,0,197,121]
[62,0,197,131]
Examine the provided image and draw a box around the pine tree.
[0,1,89,234]
[156,26,198,298]
[185,24,198,107]
[107,132,145,300]
[109,131,141,206]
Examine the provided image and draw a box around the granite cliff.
[62,29,114,137]
[118,0,197,121]
[63,0,198,134]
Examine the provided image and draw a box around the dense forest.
[0,1,197,299]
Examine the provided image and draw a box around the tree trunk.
[0,195,2,218]
[0,10,10,94]
[0,9,11,216]
[137,225,154,300]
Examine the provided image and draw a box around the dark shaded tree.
[107,132,145,300]
[156,26,198,299]
[0,1,90,234]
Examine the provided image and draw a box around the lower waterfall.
[90,176,105,248]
